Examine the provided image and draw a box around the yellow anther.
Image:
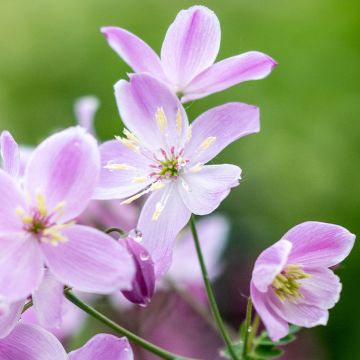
[115,136,140,153]
[152,201,164,221]
[176,109,182,136]
[199,136,216,151]
[123,129,141,145]
[149,181,165,192]
[121,192,146,205]
[104,163,136,171]
[121,181,165,205]
[155,107,168,133]
[132,176,148,183]
[36,192,48,217]
[189,163,203,173]
[187,125,192,142]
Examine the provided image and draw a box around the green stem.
[247,313,260,351]
[21,300,33,314]
[189,215,239,360]
[64,289,195,360]
[242,298,253,357]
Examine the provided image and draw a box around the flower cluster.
[0,5,355,360]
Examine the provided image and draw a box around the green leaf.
[220,341,244,359]
[251,345,284,359]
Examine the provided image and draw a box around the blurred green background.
[0,0,359,358]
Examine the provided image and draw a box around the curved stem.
[189,215,239,360]
[105,227,126,236]
[64,289,195,360]
[242,297,253,357]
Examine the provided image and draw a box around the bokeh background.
[0,0,359,359]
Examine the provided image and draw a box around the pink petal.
[102,26,164,80]
[284,222,356,267]
[1,131,20,178]
[138,183,191,278]
[183,51,277,102]
[178,164,241,215]
[0,233,44,301]
[167,215,229,285]
[24,127,100,222]
[32,269,64,329]
[250,283,289,341]
[93,139,152,200]
[298,267,341,309]
[42,225,135,293]
[252,239,292,293]
[74,96,100,135]
[161,6,220,90]
[68,333,133,360]
[185,103,260,164]
[114,74,189,151]
[0,169,25,231]
[0,323,67,360]
[0,300,24,339]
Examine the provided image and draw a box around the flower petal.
[167,215,229,285]
[0,300,24,339]
[24,127,100,222]
[68,334,133,360]
[161,6,220,90]
[250,283,289,341]
[74,96,100,135]
[298,267,341,309]
[178,164,241,215]
[114,74,189,151]
[185,103,260,164]
[93,140,152,200]
[42,225,135,293]
[102,26,164,80]
[0,169,25,231]
[0,323,67,360]
[138,183,191,278]
[183,51,277,102]
[1,131,20,178]
[252,239,292,293]
[284,222,356,267]
[32,269,64,329]
[0,233,44,301]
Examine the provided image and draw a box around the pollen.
[176,109,182,136]
[155,107,168,133]
[272,264,310,303]
[152,201,164,221]
[199,136,216,151]
[104,162,136,171]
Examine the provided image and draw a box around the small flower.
[250,221,356,341]
[101,6,276,102]
[0,323,133,360]
[0,127,135,303]
[93,74,260,277]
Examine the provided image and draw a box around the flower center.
[272,264,310,302]
[16,192,73,246]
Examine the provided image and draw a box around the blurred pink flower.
[102,6,276,102]
[251,221,355,341]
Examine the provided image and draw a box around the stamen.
[132,176,148,183]
[104,163,136,171]
[189,163,203,173]
[176,109,182,136]
[152,202,164,221]
[115,136,140,153]
[121,181,165,205]
[187,125,192,142]
[36,192,48,217]
[123,128,141,144]
[155,107,168,133]
[199,136,216,151]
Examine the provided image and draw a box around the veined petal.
[0,323,67,360]
[93,139,152,200]
[161,6,220,90]
[284,222,356,267]
[115,74,189,151]
[68,334,133,360]
[74,96,100,135]
[0,233,44,301]
[1,131,20,178]
[32,269,64,329]
[102,26,164,80]
[178,164,241,215]
[24,127,100,222]
[250,283,289,341]
[183,51,277,102]
[185,103,260,164]
[252,239,292,293]
[0,169,25,232]
[138,183,191,278]
[42,225,135,293]
[0,300,24,339]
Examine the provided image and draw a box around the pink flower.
[93,73,259,277]
[101,6,276,102]
[0,323,133,359]
[0,126,135,303]
[250,221,355,341]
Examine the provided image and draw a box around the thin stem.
[242,297,253,357]
[21,300,33,314]
[189,215,239,360]
[64,289,195,360]
[247,313,260,351]
[105,227,126,236]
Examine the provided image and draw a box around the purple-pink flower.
[0,126,135,303]
[93,73,259,277]
[0,323,133,359]
[102,6,276,102]
[250,221,355,341]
